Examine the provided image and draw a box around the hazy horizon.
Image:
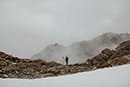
[0,0,130,57]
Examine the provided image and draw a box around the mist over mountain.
[31,32,130,64]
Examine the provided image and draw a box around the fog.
[0,0,130,57]
[32,33,130,64]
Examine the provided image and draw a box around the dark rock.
[101,48,114,57]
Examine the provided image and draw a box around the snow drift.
[32,32,130,64]
[0,64,130,87]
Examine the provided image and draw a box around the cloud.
[0,0,129,57]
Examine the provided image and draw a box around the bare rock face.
[116,40,130,50]
[110,41,130,59]
[0,40,130,79]
[86,40,130,68]
[111,55,130,66]
[101,48,115,57]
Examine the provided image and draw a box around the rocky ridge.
[0,40,130,79]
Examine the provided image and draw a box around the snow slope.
[0,64,130,87]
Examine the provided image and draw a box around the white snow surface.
[0,64,130,87]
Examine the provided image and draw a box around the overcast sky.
[0,0,130,57]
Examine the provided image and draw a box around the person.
[62,56,65,64]
[65,56,69,65]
